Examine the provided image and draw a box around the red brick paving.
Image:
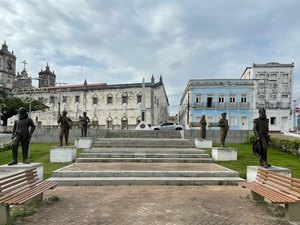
[13,185,296,225]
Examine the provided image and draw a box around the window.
[121,117,128,129]
[241,95,247,103]
[50,96,55,104]
[195,96,201,103]
[270,117,276,125]
[259,73,265,80]
[122,93,128,104]
[62,96,67,103]
[218,96,224,103]
[271,73,277,81]
[281,95,288,102]
[92,97,98,105]
[270,94,276,101]
[75,96,80,103]
[106,116,113,129]
[207,97,213,108]
[107,94,113,104]
[230,96,235,103]
[259,95,265,102]
[282,74,288,84]
[137,93,142,104]
[38,97,44,103]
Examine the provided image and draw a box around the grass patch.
[6,196,60,225]
[208,143,300,179]
[0,143,78,179]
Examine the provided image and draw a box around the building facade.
[0,41,16,90]
[180,62,295,132]
[179,79,255,130]
[241,62,294,132]
[9,76,169,129]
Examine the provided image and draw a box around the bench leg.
[0,204,10,224]
[26,193,43,204]
[251,191,264,201]
[285,202,300,221]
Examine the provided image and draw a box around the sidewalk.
[14,185,298,225]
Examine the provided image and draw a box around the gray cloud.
[1,0,300,113]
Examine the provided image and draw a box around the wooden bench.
[241,168,300,221]
[0,168,58,224]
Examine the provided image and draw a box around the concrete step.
[105,130,182,139]
[47,176,244,186]
[84,148,205,154]
[92,138,194,148]
[79,153,211,158]
[52,170,240,178]
[75,158,214,163]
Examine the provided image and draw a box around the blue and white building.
[179,62,294,132]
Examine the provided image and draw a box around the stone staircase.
[48,132,244,186]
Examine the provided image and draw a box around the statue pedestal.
[50,146,77,163]
[247,165,291,182]
[194,138,212,148]
[0,163,44,180]
[75,137,93,149]
[135,121,151,130]
[212,147,237,161]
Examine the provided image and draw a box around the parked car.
[151,122,184,130]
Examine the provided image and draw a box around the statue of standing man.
[218,112,229,148]
[80,112,90,137]
[253,108,271,168]
[199,115,207,139]
[57,110,73,146]
[8,107,36,165]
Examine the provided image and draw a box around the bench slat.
[258,170,300,191]
[0,168,36,182]
[5,181,57,205]
[241,182,296,203]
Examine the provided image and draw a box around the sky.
[1,0,300,114]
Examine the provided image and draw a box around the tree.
[0,91,49,126]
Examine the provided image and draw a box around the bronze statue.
[57,110,73,146]
[80,112,90,137]
[199,115,207,139]
[253,108,271,168]
[218,112,229,148]
[8,107,36,165]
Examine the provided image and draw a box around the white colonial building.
[0,41,169,129]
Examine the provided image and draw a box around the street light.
[55,82,67,114]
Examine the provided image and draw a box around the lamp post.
[55,82,67,114]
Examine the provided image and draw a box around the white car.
[151,122,184,130]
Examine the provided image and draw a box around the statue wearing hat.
[218,112,229,148]
[8,107,36,165]
[253,108,271,168]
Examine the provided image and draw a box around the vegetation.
[0,90,48,126]
[6,196,59,225]
[211,143,300,179]
[0,143,74,179]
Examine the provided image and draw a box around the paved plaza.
[13,185,299,225]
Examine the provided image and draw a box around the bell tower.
[0,41,16,90]
[38,63,56,87]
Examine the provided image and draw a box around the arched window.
[122,93,128,104]
[92,94,98,105]
[107,93,113,104]
[137,92,142,104]
[106,116,113,129]
[121,116,128,130]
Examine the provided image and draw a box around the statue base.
[246,165,291,182]
[212,147,237,161]
[50,146,77,163]
[0,162,44,180]
[75,137,93,149]
[135,121,151,130]
[194,138,212,148]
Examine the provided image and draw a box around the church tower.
[0,41,16,90]
[38,63,56,87]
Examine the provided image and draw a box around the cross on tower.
[22,60,27,71]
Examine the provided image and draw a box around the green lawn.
[0,143,75,179]
[0,142,299,180]
[210,143,300,179]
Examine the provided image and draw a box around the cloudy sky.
[1,0,300,114]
